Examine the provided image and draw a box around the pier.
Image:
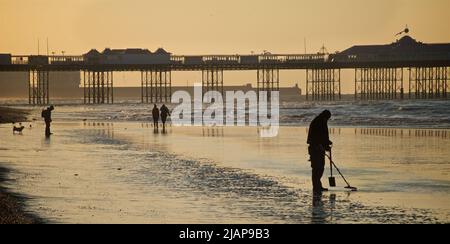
[0,35,449,105]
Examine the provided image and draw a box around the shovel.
[328,149,336,187]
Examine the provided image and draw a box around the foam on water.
[6,99,448,128]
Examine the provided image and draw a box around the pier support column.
[141,69,171,103]
[84,70,114,104]
[202,68,223,97]
[355,68,403,100]
[257,68,279,97]
[306,68,340,101]
[446,67,449,99]
[408,67,449,99]
[28,69,50,105]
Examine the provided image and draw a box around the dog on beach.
[12,123,25,134]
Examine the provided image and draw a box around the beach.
[0,106,41,224]
[0,167,41,224]
[0,116,448,223]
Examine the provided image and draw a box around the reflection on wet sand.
[84,122,449,140]
[202,127,224,137]
[311,193,326,224]
[312,193,337,224]
[83,122,115,139]
[137,123,172,135]
[356,128,449,138]
[302,127,450,138]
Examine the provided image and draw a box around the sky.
[1,0,450,92]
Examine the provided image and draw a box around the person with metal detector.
[307,110,333,194]
[325,149,358,191]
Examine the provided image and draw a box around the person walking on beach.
[307,110,332,194]
[160,104,171,130]
[152,104,160,129]
[41,105,54,137]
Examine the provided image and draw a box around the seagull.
[396,25,410,36]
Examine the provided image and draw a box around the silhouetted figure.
[307,110,332,194]
[152,104,160,129]
[160,104,171,130]
[42,105,54,137]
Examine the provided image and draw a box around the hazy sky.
[1,0,449,91]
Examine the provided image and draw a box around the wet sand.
[0,107,40,224]
[0,167,41,224]
[0,121,449,223]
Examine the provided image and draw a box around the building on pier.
[332,35,450,63]
[84,48,171,65]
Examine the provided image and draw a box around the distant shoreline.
[0,107,30,124]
